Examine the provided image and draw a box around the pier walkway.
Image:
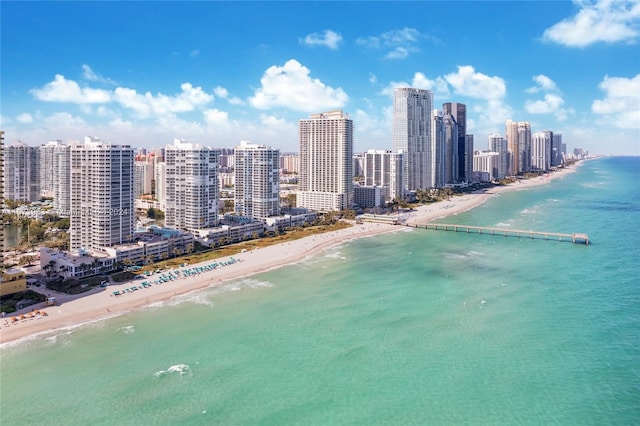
[409,223,589,244]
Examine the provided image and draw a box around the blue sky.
[1,1,639,155]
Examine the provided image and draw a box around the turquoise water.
[2,157,639,425]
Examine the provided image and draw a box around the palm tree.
[185,243,195,254]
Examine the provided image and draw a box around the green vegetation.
[146,207,165,220]
[0,290,47,314]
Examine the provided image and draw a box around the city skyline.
[1,1,639,156]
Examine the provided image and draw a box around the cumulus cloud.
[300,30,343,49]
[525,74,573,121]
[444,66,506,100]
[357,28,425,60]
[542,0,640,47]
[249,59,348,112]
[203,108,230,127]
[31,74,111,103]
[525,74,558,94]
[382,72,449,98]
[113,83,213,118]
[592,74,640,129]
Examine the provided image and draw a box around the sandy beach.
[0,164,579,345]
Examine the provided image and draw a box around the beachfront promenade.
[410,223,589,245]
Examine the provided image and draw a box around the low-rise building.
[0,268,27,297]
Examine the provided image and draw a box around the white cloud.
[300,30,343,49]
[16,113,34,124]
[592,74,640,129]
[214,86,229,98]
[43,112,88,130]
[444,66,506,100]
[525,94,565,114]
[381,72,449,98]
[203,108,230,127]
[249,59,348,112]
[526,74,558,93]
[542,0,640,47]
[31,74,111,103]
[525,74,574,121]
[357,28,425,60]
[81,64,117,85]
[113,82,213,118]
[214,86,245,106]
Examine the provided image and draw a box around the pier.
[410,223,589,245]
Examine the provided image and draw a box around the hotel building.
[297,110,353,212]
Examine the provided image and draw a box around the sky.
[1,1,639,155]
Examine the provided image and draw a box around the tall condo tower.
[393,88,434,192]
[39,140,64,198]
[3,141,40,202]
[442,102,468,182]
[53,144,71,217]
[297,110,353,212]
[234,140,280,219]
[165,138,219,231]
[488,133,510,179]
[363,149,404,203]
[69,137,134,251]
[532,131,552,172]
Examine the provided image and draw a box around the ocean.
[1,156,639,425]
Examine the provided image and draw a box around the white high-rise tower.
[69,137,134,251]
[165,138,218,231]
[234,140,280,219]
[297,110,353,212]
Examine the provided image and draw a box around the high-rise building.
[532,131,552,172]
[280,154,299,174]
[552,133,563,167]
[39,140,64,198]
[165,138,219,231]
[3,141,39,202]
[134,160,153,199]
[488,133,510,179]
[393,88,434,192]
[473,150,500,182]
[297,110,353,212]
[517,122,532,173]
[53,145,71,217]
[155,161,166,211]
[69,137,134,251]
[443,102,468,182]
[442,113,458,185]
[431,110,446,188]
[234,140,280,219]
[505,120,531,174]
[363,149,404,203]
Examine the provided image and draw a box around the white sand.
[0,164,579,345]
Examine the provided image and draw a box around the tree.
[282,193,297,208]
[185,243,195,254]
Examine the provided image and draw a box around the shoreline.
[0,163,580,346]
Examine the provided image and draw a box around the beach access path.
[0,163,579,345]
